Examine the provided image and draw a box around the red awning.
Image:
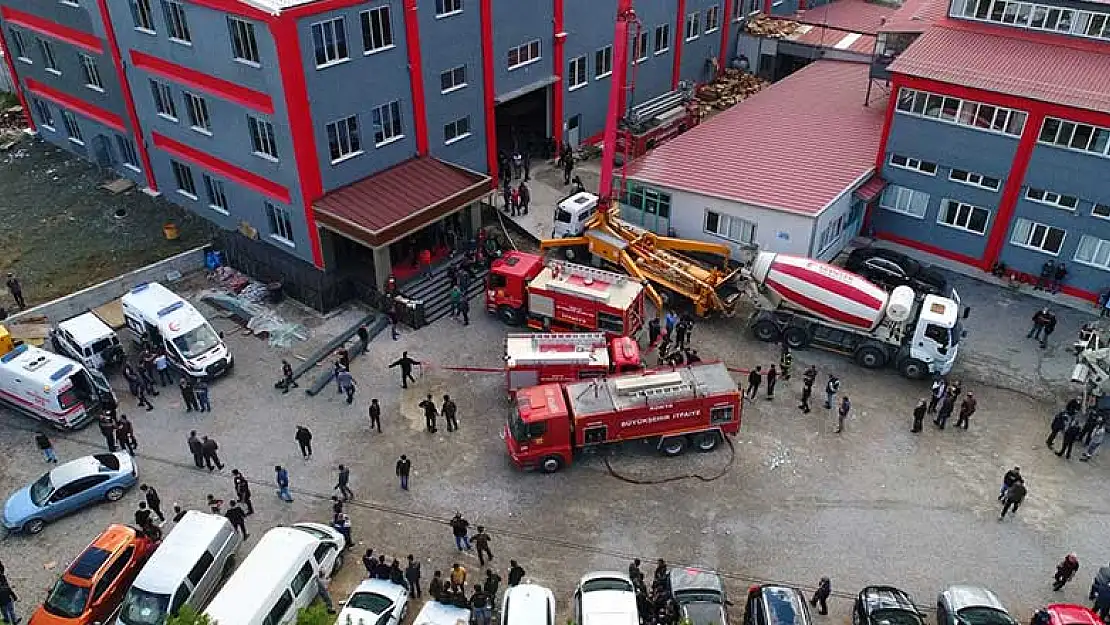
[854,174,887,202]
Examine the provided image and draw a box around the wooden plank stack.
[694,69,768,117]
[744,15,803,37]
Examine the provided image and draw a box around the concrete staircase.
[399,258,488,326]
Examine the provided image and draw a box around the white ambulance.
[121,282,232,379]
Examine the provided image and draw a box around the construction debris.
[100,178,136,195]
[744,14,803,37]
[693,69,768,117]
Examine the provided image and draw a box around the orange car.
[30,524,158,625]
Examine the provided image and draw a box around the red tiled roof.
[314,157,490,247]
[879,0,947,32]
[791,0,899,34]
[888,23,1110,115]
[854,174,888,201]
[790,24,877,52]
[625,61,885,217]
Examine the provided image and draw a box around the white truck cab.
[121,282,232,379]
[910,290,962,376]
[553,192,599,238]
[52,312,124,371]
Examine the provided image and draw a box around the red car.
[1046,604,1102,625]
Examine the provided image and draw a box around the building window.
[685,11,701,40]
[9,30,28,62]
[704,209,755,245]
[954,0,1110,42]
[150,80,177,120]
[116,136,139,169]
[248,116,278,160]
[568,55,587,90]
[1026,187,1079,210]
[1011,217,1065,255]
[203,175,230,213]
[654,24,670,54]
[39,39,59,73]
[816,215,845,255]
[312,17,349,68]
[1093,203,1110,219]
[1039,117,1110,157]
[372,101,403,145]
[325,115,362,162]
[360,6,394,54]
[896,88,1027,137]
[161,0,191,43]
[595,45,612,78]
[1075,235,1110,270]
[266,202,295,245]
[440,65,467,93]
[507,39,541,69]
[633,32,648,63]
[183,92,211,133]
[130,0,155,32]
[949,168,1001,191]
[879,184,929,218]
[32,98,54,130]
[228,17,260,64]
[705,5,720,32]
[937,199,990,235]
[435,0,462,17]
[79,54,104,91]
[888,153,937,175]
[170,160,197,198]
[444,116,470,144]
[61,111,82,143]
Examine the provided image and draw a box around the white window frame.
[312,17,349,68]
[685,11,701,41]
[568,55,587,91]
[1010,217,1065,256]
[937,199,990,235]
[360,6,394,55]
[594,45,612,79]
[1025,187,1079,211]
[1075,234,1110,271]
[228,17,260,65]
[704,209,756,245]
[372,100,403,146]
[203,174,230,214]
[435,0,462,18]
[895,87,1027,138]
[1093,203,1110,220]
[79,53,104,91]
[633,31,648,63]
[444,116,470,145]
[116,135,140,171]
[183,92,211,134]
[60,0,80,7]
[248,116,278,161]
[507,39,541,70]
[9,30,30,63]
[32,98,54,131]
[705,5,721,32]
[1038,117,1110,158]
[265,201,296,246]
[948,168,1001,191]
[39,39,59,74]
[440,65,467,93]
[151,80,177,121]
[130,0,156,33]
[325,114,363,163]
[888,153,937,176]
[171,160,197,199]
[654,24,670,54]
[161,0,191,44]
[61,110,83,144]
[879,184,930,219]
[955,0,1110,42]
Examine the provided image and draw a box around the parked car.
[3,452,137,534]
[669,568,730,625]
[936,586,1018,625]
[336,579,409,625]
[29,524,158,625]
[845,247,949,295]
[282,521,348,574]
[744,585,811,625]
[853,586,925,625]
[574,572,638,625]
[502,583,557,625]
[1044,604,1102,625]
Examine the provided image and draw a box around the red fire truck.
[485,251,646,339]
[504,362,742,472]
[504,332,642,394]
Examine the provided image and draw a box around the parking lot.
[0,271,1105,624]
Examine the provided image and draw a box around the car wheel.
[105,486,126,502]
[899,358,928,380]
[498,306,523,326]
[540,456,563,473]
[332,552,344,575]
[854,345,887,369]
[23,518,44,534]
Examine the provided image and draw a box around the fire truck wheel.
[694,432,720,452]
[498,305,523,326]
[540,456,564,473]
[660,436,688,457]
[751,320,781,342]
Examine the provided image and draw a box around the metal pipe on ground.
[268,312,376,391]
[304,314,388,397]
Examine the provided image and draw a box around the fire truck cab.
[504,332,642,393]
[486,251,646,339]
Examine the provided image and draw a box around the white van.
[52,312,124,371]
[121,282,232,379]
[203,523,345,625]
[116,511,241,625]
[502,583,556,625]
[574,572,639,625]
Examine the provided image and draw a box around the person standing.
[116,416,137,455]
[824,375,840,410]
[154,351,172,386]
[389,352,421,389]
[927,377,947,414]
[809,577,831,616]
[281,360,298,393]
[1094,582,1110,622]
[471,584,493,625]
[135,378,154,412]
[483,568,502,597]
[999,479,1026,519]
[316,571,337,614]
[449,284,462,318]
[1047,409,1069,449]
[275,465,293,502]
[232,469,253,514]
[225,500,248,539]
[518,181,530,216]
[998,467,1022,501]
[648,318,661,347]
[1028,307,1051,341]
[747,367,762,400]
[194,379,211,412]
[473,526,494,566]
[800,366,817,413]
[674,319,690,350]
[5,273,24,309]
[396,455,412,490]
[507,560,525,587]
[1041,309,1058,349]
[295,426,313,459]
[458,297,470,327]
[336,465,353,501]
[1058,419,1084,459]
[1053,263,1068,295]
[140,484,165,522]
[451,513,472,551]
[34,432,57,463]
[406,555,422,598]
[559,144,574,185]
[201,435,223,470]
[187,431,204,469]
[337,369,356,404]
[911,399,927,433]
[835,396,851,433]
[420,395,439,433]
[0,576,18,625]
[955,392,977,429]
[179,377,199,412]
[450,563,468,593]
[443,395,459,432]
[935,393,956,429]
[1080,411,1101,446]
[368,399,382,433]
[98,413,118,452]
[766,365,778,400]
[1054,555,1080,591]
[1081,424,1106,461]
[780,345,793,381]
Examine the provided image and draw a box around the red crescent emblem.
[168,321,181,332]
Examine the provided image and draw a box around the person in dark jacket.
[1041,309,1058,349]
[1054,554,1080,591]
[225,501,248,539]
[1029,307,1051,340]
[517,182,530,215]
[766,365,778,400]
[201,436,223,470]
[1089,562,1110,601]
[507,560,525,586]
[420,395,439,433]
[1000,479,1027,519]
[955,392,977,429]
[747,367,762,399]
[140,484,165,521]
[1058,420,1084,459]
[179,376,199,412]
[483,568,501,596]
[999,467,1022,501]
[232,469,253,515]
[406,555,422,598]
[911,399,927,433]
[98,413,118,452]
[1081,411,1103,445]
[389,352,421,388]
[1047,410,1070,449]
[390,560,407,589]
[0,574,20,625]
[429,571,445,601]
[187,431,204,469]
[1093,582,1110,621]
[809,577,831,615]
[935,393,956,429]
[295,426,313,459]
[396,455,412,490]
[34,432,57,463]
[281,360,298,393]
[451,513,471,551]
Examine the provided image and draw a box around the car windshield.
[171,324,220,359]
[44,579,90,619]
[508,406,529,442]
[958,607,1015,625]
[91,337,113,353]
[290,524,330,540]
[29,472,53,506]
[870,608,924,625]
[674,589,723,604]
[119,587,171,625]
[582,578,633,593]
[555,208,573,223]
[348,592,393,614]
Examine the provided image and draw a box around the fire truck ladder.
[528,332,607,350]
[550,261,630,286]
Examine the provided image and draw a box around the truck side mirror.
[963,306,971,319]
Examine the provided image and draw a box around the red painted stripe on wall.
[719,0,734,77]
[130,50,275,114]
[672,0,687,89]
[152,131,292,203]
[552,0,565,149]
[479,0,499,179]
[0,6,102,54]
[402,0,429,156]
[982,108,1047,270]
[25,78,124,131]
[184,0,276,21]
[873,231,984,268]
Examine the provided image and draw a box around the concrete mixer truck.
[745,252,967,379]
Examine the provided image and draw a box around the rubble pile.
[744,14,803,37]
[694,69,768,116]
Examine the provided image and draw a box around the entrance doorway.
[566,114,581,148]
[495,87,549,159]
[387,210,475,281]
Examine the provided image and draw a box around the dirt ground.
[0,136,215,308]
